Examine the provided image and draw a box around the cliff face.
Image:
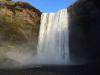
[0,1,41,43]
[0,0,41,65]
[68,0,100,63]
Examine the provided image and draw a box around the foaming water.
[37,9,70,64]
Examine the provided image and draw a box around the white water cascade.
[37,9,69,64]
[1,9,70,68]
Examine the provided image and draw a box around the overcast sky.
[15,0,76,12]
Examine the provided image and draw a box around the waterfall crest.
[37,9,69,64]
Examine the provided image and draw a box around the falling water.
[37,9,69,64]
[0,9,69,68]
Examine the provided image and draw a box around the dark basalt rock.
[68,0,100,63]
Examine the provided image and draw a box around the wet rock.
[68,0,100,63]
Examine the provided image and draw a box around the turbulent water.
[37,9,69,64]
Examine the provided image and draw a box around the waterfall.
[1,9,70,68]
[37,9,69,64]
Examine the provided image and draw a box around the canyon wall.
[0,0,41,67]
[68,0,100,63]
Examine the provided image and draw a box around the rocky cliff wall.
[0,0,41,65]
[68,0,100,63]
